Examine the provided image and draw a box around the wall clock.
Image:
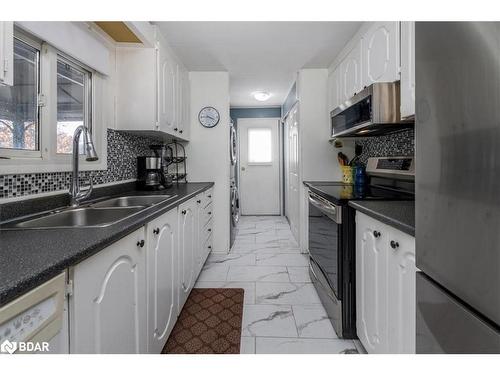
[198,106,220,128]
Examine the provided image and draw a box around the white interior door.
[285,105,300,242]
[239,118,280,215]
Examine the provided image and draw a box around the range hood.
[330,81,413,139]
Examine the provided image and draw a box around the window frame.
[54,53,93,156]
[0,28,107,174]
[0,31,42,159]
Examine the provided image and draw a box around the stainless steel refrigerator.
[416,22,500,353]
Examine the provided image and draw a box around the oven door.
[307,191,343,300]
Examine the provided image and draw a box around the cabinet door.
[0,22,13,86]
[362,22,400,87]
[158,42,175,133]
[387,228,416,354]
[340,43,362,100]
[355,212,388,354]
[178,198,198,311]
[146,209,178,353]
[70,228,147,354]
[400,21,415,120]
[181,69,190,140]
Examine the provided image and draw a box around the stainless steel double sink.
[1,195,177,230]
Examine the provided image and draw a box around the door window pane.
[0,38,39,151]
[248,128,272,163]
[57,58,91,154]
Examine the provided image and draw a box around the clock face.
[198,107,220,128]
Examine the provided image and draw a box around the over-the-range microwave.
[330,81,412,139]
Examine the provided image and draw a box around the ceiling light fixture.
[253,91,271,102]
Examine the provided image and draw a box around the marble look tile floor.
[195,215,360,354]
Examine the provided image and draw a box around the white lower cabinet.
[70,228,148,354]
[178,198,198,312]
[355,211,416,354]
[146,209,178,353]
[69,192,213,353]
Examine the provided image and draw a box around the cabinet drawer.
[202,202,213,225]
[203,234,213,254]
[202,188,213,208]
[203,218,213,243]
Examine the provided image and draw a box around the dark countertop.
[0,182,213,307]
[348,200,415,236]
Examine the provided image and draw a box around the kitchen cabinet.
[0,21,14,86]
[355,211,416,354]
[70,228,148,354]
[68,191,212,353]
[146,209,178,354]
[340,42,363,101]
[116,27,190,141]
[356,213,388,354]
[196,189,213,275]
[157,35,175,134]
[327,68,341,113]
[178,197,198,311]
[400,21,415,120]
[361,21,400,87]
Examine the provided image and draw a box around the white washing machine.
[229,122,239,248]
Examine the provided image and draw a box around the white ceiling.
[156,22,362,107]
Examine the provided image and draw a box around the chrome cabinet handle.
[390,240,400,250]
[208,211,212,215]
[208,194,212,198]
[197,199,201,204]
[182,210,187,215]
[207,228,212,232]
[153,228,160,235]
[208,245,212,249]
[373,231,381,238]
[137,240,145,248]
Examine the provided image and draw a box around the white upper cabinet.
[400,21,415,120]
[0,22,13,86]
[361,21,400,87]
[116,26,190,141]
[340,42,363,101]
[157,38,175,134]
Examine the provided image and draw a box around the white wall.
[186,72,231,254]
[296,69,354,250]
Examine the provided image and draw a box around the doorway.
[238,118,281,215]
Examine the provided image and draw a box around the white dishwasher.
[0,272,68,354]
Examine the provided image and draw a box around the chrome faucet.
[69,125,99,207]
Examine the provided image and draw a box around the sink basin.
[1,207,143,229]
[91,195,175,208]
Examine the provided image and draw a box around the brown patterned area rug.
[162,288,244,354]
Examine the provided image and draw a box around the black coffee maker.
[137,156,167,190]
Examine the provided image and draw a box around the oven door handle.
[308,192,342,224]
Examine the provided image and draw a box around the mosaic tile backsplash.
[355,128,414,164]
[0,129,161,199]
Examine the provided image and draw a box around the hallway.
[195,216,360,354]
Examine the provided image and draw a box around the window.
[0,27,105,174]
[248,128,272,163]
[0,37,40,155]
[56,57,92,154]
